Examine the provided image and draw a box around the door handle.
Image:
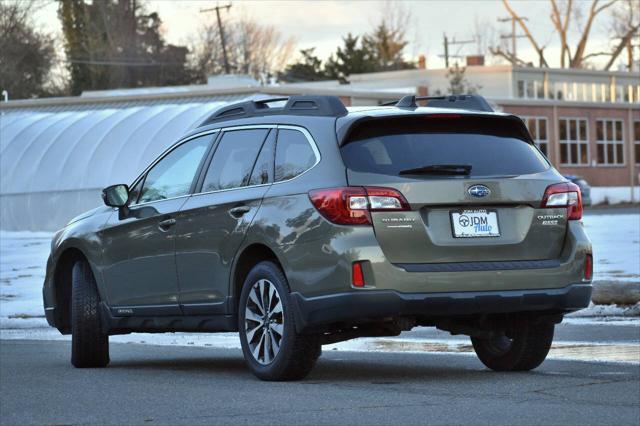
[229,206,251,218]
[158,218,176,229]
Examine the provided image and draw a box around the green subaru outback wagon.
[43,95,592,380]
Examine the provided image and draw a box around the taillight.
[541,182,583,220]
[584,254,593,281]
[308,186,410,225]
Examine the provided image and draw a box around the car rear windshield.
[341,116,550,178]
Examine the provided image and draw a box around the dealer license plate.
[451,209,500,238]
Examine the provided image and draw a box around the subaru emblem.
[468,185,490,198]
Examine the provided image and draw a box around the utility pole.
[200,3,232,74]
[498,16,527,59]
[440,33,474,68]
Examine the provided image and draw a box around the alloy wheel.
[244,279,284,364]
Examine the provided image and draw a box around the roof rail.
[199,95,348,126]
[381,94,493,112]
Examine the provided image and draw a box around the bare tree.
[231,17,296,79]
[550,0,572,68]
[192,13,296,83]
[603,0,640,70]
[469,16,497,57]
[0,0,56,99]
[491,0,636,70]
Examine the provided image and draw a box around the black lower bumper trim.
[290,284,592,332]
[395,259,562,273]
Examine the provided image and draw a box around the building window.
[559,118,589,165]
[555,81,564,100]
[522,117,549,156]
[596,119,624,165]
[615,84,625,103]
[517,80,544,99]
[634,121,640,165]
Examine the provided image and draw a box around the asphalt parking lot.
[1,338,638,426]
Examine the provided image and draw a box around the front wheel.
[471,318,554,371]
[238,261,320,381]
[71,260,110,368]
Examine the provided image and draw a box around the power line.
[498,16,528,59]
[200,3,232,74]
[439,33,474,68]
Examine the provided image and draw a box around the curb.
[592,281,640,305]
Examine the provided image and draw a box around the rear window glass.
[341,117,549,178]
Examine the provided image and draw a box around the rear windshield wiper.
[398,164,472,176]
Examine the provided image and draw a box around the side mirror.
[102,184,129,208]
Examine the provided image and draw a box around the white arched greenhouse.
[0,89,255,231]
[1,83,399,231]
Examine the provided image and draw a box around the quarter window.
[138,135,211,204]
[596,119,624,165]
[522,117,549,156]
[275,129,317,182]
[558,118,589,165]
[201,129,269,192]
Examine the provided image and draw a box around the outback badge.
[468,184,490,198]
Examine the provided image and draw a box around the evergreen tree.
[446,63,480,95]
[325,34,376,81]
[363,23,415,71]
[278,48,327,82]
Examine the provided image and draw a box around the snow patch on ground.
[0,232,50,324]
[567,302,640,318]
[582,214,640,283]
[0,213,638,333]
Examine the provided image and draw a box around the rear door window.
[275,129,317,182]
[341,116,549,178]
[201,129,269,192]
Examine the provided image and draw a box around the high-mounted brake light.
[541,182,583,220]
[308,187,410,225]
[422,114,461,119]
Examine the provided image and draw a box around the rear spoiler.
[336,113,534,146]
[381,95,494,113]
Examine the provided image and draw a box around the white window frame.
[596,118,625,166]
[517,79,544,100]
[558,117,590,166]
[521,116,549,157]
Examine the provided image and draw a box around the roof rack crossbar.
[382,94,493,112]
[199,95,348,127]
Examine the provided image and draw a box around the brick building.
[289,64,640,202]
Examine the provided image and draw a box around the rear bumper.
[290,284,592,332]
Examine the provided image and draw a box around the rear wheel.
[71,260,109,368]
[238,261,320,381]
[471,318,554,371]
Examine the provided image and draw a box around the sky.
[33,0,618,70]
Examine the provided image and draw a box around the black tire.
[471,318,554,372]
[238,261,321,381]
[71,260,109,368]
